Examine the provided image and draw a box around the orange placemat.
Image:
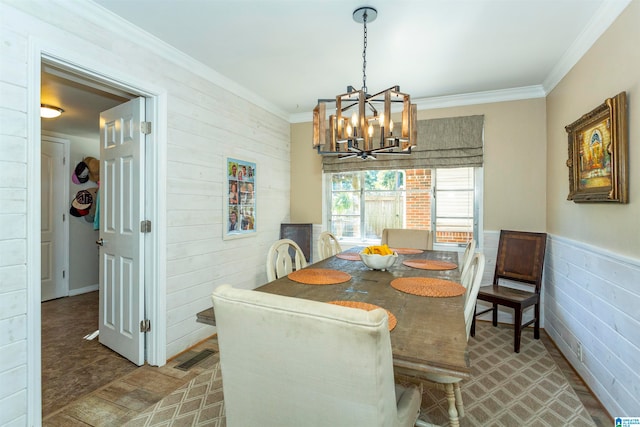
[288,268,351,285]
[336,253,361,261]
[391,248,424,254]
[402,259,458,270]
[328,300,397,331]
[390,277,465,297]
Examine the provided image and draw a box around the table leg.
[445,383,460,427]
[453,382,464,418]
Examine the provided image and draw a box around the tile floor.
[41,292,611,426]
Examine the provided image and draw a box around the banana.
[364,244,393,256]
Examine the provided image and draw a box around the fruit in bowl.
[360,245,398,271]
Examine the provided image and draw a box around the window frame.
[323,168,483,249]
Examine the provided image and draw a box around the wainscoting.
[544,235,640,417]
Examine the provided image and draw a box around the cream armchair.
[212,285,423,427]
[381,228,433,250]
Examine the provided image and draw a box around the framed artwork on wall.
[224,157,256,239]
[565,91,628,203]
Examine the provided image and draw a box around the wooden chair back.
[317,231,342,261]
[266,239,308,282]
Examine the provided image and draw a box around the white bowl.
[360,252,398,271]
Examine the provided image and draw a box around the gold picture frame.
[565,92,628,203]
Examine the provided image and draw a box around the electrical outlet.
[577,342,583,362]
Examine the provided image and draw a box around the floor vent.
[174,349,216,371]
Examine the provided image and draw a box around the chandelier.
[313,6,417,160]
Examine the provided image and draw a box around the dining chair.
[471,230,547,353]
[417,253,485,422]
[317,231,342,260]
[381,228,433,250]
[211,284,423,427]
[266,238,308,282]
[459,239,477,287]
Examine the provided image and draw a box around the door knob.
[96,238,104,246]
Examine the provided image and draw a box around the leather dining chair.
[212,284,423,427]
[471,230,547,353]
[317,231,342,261]
[381,228,433,250]
[266,238,307,282]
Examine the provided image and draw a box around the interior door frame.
[27,42,168,423]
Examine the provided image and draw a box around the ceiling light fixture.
[313,6,417,160]
[40,104,64,119]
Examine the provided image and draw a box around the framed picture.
[565,92,628,203]
[224,157,256,239]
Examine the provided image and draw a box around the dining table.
[198,246,470,377]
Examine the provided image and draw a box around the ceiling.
[42,0,628,137]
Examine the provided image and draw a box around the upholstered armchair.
[212,285,423,427]
[381,228,433,250]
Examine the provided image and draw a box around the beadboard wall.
[0,2,290,425]
[544,235,640,416]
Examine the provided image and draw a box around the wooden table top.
[197,247,470,380]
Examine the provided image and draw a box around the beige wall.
[290,121,322,224]
[546,0,639,258]
[291,98,548,234]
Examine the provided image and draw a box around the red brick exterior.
[404,169,472,245]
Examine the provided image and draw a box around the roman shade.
[322,115,484,173]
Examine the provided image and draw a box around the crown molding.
[71,0,630,125]
[288,85,546,124]
[542,0,632,93]
[414,86,546,110]
[70,0,289,121]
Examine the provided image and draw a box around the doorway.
[31,50,167,422]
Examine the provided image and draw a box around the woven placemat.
[391,248,424,254]
[390,277,465,297]
[327,300,397,331]
[336,253,361,261]
[288,268,351,285]
[402,259,458,270]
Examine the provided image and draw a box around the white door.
[41,137,69,301]
[98,97,146,365]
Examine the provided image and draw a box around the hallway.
[41,291,138,416]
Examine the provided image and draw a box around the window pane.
[436,217,473,232]
[364,170,403,190]
[436,191,473,217]
[331,216,360,239]
[434,167,474,244]
[332,173,360,191]
[436,168,473,190]
[331,192,360,215]
[364,190,404,239]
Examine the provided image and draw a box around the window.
[432,168,476,245]
[326,168,480,246]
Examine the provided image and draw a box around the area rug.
[414,322,597,427]
[125,322,596,427]
[124,362,225,427]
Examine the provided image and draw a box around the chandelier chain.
[362,10,368,94]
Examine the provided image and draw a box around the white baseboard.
[68,284,99,296]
